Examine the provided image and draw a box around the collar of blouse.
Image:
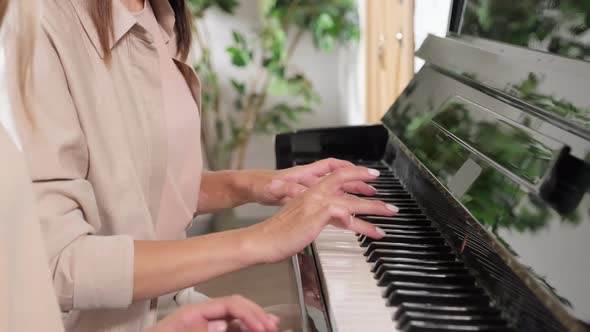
[69,0,176,59]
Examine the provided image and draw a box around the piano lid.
[448,0,590,135]
[450,0,590,64]
[381,1,590,324]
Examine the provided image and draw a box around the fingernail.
[268,313,280,324]
[368,168,380,176]
[376,227,386,237]
[208,320,228,332]
[386,204,399,213]
[369,185,377,192]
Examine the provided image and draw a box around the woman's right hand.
[149,295,279,332]
[245,166,399,264]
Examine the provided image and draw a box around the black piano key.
[364,196,415,202]
[368,174,399,179]
[398,311,507,328]
[355,163,389,169]
[374,263,470,279]
[368,224,439,232]
[359,215,431,225]
[360,214,429,220]
[360,234,446,247]
[376,174,398,179]
[372,257,463,272]
[367,249,456,262]
[374,178,398,182]
[378,270,475,287]
[361,229,441,236]
[397,208,424,214]
[368,184,405,190]
[387,289,490,306]
[402,320,510,332]
[383,281,483,299]
[364,242,452,255]
[370,179,398,184]
[357,230,442,244]
[394,303,501,320]
[361,193,412,199]
[398,314,509,332]
[372,189,410,195]
[357,194,411,199]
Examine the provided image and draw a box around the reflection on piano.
[275,1,590,331]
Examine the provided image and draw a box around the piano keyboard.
[311,160,513,332]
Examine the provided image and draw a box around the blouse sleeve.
[16,30,135,311]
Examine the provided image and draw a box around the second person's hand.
[244,166,399,264]
[148,295,279,332]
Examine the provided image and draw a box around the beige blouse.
[0,126,64,332]
[134,1,203,241]
[16,0,203,330]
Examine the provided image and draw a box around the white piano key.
[314,225,399,332]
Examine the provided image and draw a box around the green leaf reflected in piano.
[462,0,590,63]
[508,73,590,129]
[388,98,582,308]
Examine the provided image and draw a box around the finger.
[337,195,398,217]
[321,203,353,228]
[319,166,380,191]
[294,158,355,187]
[306,158,355,177]
[342,181,377,196]
[348,217,386,239]
[208,320,228,332]
[187,297,267,332]
[322,204,386,240]
[223,296,277,332]
[148,305,208,332]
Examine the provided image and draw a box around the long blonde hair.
[1,0,38,119]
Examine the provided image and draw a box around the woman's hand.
[196,158,377,214]
[244,166,399,264]
[249,158,378,206]
[149,295,279,332]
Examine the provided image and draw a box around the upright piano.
[275,1,590,331]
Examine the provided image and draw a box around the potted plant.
[188,0,360,170]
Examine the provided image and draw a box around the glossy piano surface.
[383,33,590,326]
[458,0,590,64]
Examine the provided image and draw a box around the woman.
[0,1,279,332]
[0,1,284,332]
[17,0,397,331]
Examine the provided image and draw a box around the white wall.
[197,3,363,219]
[413,0,452,72]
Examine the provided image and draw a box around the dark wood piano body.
[275,2,590,331]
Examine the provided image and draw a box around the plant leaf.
[230,79,246,95]
[226,46,251,67]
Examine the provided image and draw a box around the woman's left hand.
[249,158,378,206]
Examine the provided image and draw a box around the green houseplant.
[188,0,360,170]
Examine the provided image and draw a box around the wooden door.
[365,0,415,123]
